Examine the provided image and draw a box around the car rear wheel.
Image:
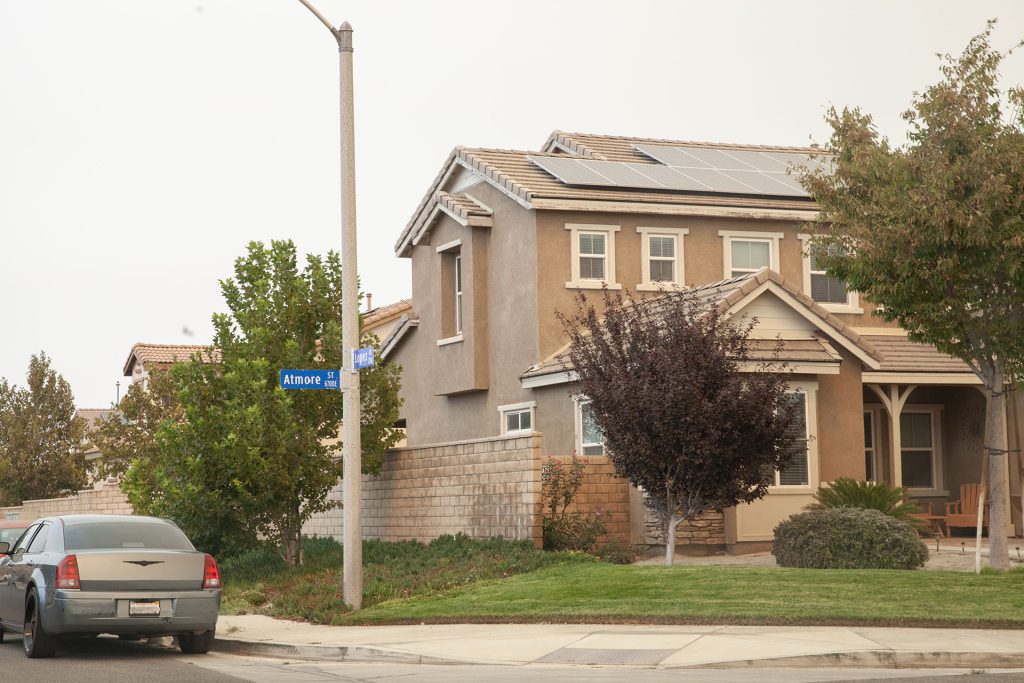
[177,630,213,654]
[23,589,58,658]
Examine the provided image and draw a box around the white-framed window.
[797,234,862,313]
[565,224,621,289]
[776,390,810,486]
[769,381,818,492]
[637,227,688,290]
[718,230,783,279]
[575,399,604,456]
[454,254,463,335]
[900,407,943,491]
[499,401,535,436]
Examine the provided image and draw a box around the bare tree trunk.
[665,513,677,566]
[988,367,1010,570]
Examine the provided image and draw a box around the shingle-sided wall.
[303,434,544,545]
[0,479,132,521]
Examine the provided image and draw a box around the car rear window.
[63,521,195,551]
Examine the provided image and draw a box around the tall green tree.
[558,290,799,565]
[0,352,87,505]
[802,23,1024,569]
[123,240,403,564]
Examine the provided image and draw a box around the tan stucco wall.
[303,434,543,545]
[0,479,132,521]
[817,353,867,482]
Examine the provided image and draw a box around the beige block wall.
[544,455,631,544]
[304,434,544,546]
[0,479,132,521]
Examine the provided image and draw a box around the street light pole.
[296,0,362,610]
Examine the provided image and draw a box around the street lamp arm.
[295,0,339,38]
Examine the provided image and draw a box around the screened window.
[730,239,771,278]
[579,232,607,280]
[776,392,809,486]
[809,247,849,304]
[579,401,604,456]
[648,235,676,282]
[504,409,532,434]
[900,411,935,489]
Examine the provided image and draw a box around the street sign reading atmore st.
[279,369,340,390]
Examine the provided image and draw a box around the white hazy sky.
[2,1,1023,409]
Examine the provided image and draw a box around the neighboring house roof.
[519,268,879,387]
[364,299,413,331]
[77,408,117,461]
[122,343,219,377]
[379,312,420,361]
[396,131,826,256]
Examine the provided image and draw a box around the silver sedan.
[0,514,221,658]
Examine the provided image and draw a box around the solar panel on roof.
[528,142,830,198]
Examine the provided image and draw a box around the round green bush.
[772,507,928,569]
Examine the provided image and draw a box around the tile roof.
[397,131,823,256]
[862,335,974,374]
[123,343,219,376]
[364,299,413,330]
[520,268,879,381]
[76,409,115,430]
[436,191,493,225]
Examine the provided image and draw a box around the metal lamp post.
[296,0,362,610]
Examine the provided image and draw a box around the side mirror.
[0,542,9,555]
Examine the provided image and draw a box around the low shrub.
[595,539,641,564]
[541,455,607,552]
[543,512,606,553]
[773,507,928,570]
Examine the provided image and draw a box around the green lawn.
[220,537,1024,628]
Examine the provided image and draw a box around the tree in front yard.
[123,240,403,564]
[802,23,1024,569]
[0,352,87,506]
[558,290,801,565]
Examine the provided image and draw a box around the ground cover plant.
[219,535,589,623]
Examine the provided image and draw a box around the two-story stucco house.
[375,130,1021,553]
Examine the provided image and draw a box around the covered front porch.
[863,376,1020,537]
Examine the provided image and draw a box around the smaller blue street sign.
[280,369,340,390]
[353,347,375,370]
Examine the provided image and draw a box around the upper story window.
[454,254,463,334]
[798,235,863,313]
[565,224,621,290]
[435,239,464,345]
[499,401,536,436]
[719,230,783,279]
[637,227,688,291]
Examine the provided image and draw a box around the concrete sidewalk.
[213,615,1024,669]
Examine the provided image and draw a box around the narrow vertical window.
[776,392,809,486]
[864,411,876,481]
[578,232,606,280]
[900,412,935,489]
[579,400,604,456]
[454,254,463,335]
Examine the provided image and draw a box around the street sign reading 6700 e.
[280,369,340,390]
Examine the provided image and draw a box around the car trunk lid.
[75,550,205,591]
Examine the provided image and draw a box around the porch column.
[867,384,917,487]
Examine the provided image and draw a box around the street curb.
[684,650,1024,669]
[212,637,467,665]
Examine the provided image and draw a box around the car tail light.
[57,555,81,590]
[203,554,221,589]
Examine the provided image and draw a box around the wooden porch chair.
[945,483,987,534]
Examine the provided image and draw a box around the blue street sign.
[279,369,340,390]
[353,347,375,370]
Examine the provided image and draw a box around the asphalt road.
[0,632,245,682]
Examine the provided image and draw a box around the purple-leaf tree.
[558,288,801,565]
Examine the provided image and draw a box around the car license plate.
[129,600,160,617]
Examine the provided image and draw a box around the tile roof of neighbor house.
[76,408,114,429]
[396,131,825,256]
[363,299,413,330]
[122,343,220,377]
